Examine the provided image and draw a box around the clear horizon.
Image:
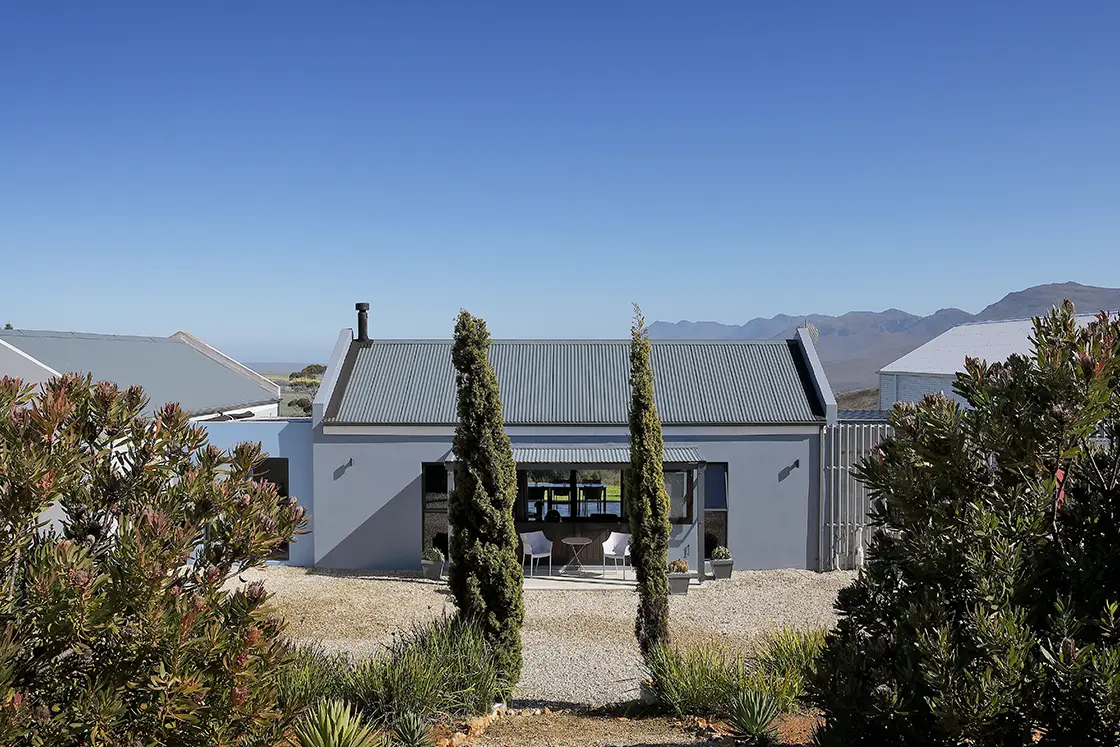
[3,3,1118,361]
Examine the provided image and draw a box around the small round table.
[561,536,593,573]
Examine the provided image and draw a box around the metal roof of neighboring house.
[327,339,824,425]
[838,409,891,423]
[0,329,279,417]
[880,314,1101,376]
[446,446,704,465]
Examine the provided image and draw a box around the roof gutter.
[795,328,837,426]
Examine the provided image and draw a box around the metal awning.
[445,446,703,467]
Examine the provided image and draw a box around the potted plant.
[668,558,690,595]
[421,546,445,581]
[711,545,734,579]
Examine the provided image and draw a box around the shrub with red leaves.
[0,374,307,745]
[813,302,1120,746]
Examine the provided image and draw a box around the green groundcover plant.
[812,303,1120,746]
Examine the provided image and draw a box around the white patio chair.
[602,531,631,579]
[520,531,553,577]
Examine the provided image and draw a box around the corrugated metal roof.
[880,314,1099,375]
[329,339,822,425]
[838,409,891,422]
[447,446,703,465]
[0,329,279,416]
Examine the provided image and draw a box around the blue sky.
[2,2,1118,362]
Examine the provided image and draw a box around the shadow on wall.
[333,457,354,481]
[778,458,800,483]
[318,474,422,570]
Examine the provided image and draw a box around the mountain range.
[649,282,1120,393]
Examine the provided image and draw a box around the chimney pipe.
[355,302,370,342]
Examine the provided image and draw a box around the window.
[423,463,449,494]
[254,457,290,560]
[518,469,626,522]
[665,471,693,524]
[575,470,623,519]
[704,464,728,510]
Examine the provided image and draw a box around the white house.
[878,314,1100,409]
[0,328,280,420]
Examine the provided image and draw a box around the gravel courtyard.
[244,566,855,707]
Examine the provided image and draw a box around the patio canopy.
[445,446,703,468]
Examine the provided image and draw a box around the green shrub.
[0,375,307,745]
[448,310,524,691]
[275,643,352,712]
[728,689,781,745]
[644,629,826,718]
[293,699,387,747]
[711,545,733,561]
[754,628,826,709]
[392,712,435,747]
[811,304,1120,745]
[643,643,749,716]
[421,546,445,563]
[289,396,314,415]
[349,616,505,727]
[290,364,327,380]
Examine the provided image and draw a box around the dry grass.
[835,388,880,410]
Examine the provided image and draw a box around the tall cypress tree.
[627,304,672,658]
[448,309,524,692]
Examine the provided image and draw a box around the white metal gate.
[820,423,891,571]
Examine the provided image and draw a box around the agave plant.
[392,712,434,747]
[293,700,387,747]
[728,689,781,745]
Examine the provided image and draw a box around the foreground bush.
[644,628,825,717]
[0,375,307,745]
[351,616,505,727]
[812,304,1120,746]
[293,700,387,747]
[278,617,504,732]
[275,643,352,712]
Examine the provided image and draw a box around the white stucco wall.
[200,418,314,566]
[880,372,963,408]
[312,425,822,572]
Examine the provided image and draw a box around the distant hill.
[650,282,1120,392]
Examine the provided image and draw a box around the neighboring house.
[0,328,280,419]
[289,303,838,573]
[878,314,1101,410]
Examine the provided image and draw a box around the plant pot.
[421,559,444,581]
[711,558,734,580]
[668,572,691,595]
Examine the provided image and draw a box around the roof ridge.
[957,311,1115,328]
[0,328,174,342]
[352,338,790,345]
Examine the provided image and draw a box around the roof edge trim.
[314,328,355,427]
[171,331,280,399]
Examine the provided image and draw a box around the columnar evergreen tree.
[448,310,524,692]
[627,304,672,658]
[812,302,1120,746]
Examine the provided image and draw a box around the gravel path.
[241,566,854,707]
